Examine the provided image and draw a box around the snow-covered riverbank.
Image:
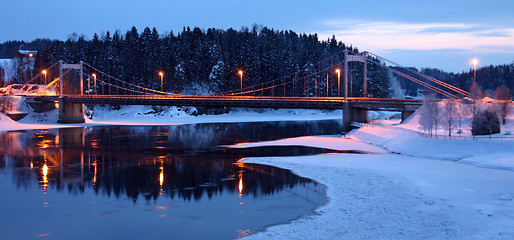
[0,107,342,132]
[234,123,514,239]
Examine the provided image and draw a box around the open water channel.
[0,120,342,239]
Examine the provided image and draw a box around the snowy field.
[1,102,513,239]
[232,111,514,239]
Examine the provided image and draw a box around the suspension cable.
[217,50,347,95]
[364,51,470,98]
[83,63,176,95]
[25,61,60,84]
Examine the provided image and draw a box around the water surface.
[0,120,340,239]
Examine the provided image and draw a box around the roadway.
[29,94,422,111]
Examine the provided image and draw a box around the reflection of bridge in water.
[0,123,332,202]
[26,50,470,131]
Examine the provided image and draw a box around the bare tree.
[0,96,14,113]
[469,81,483,119]
[0,66,5,85]
[419,93,439,135]
[495,86,511,125]
[444,99,460,137]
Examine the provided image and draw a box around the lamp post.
[472,58,479,83]
[335,69,341,97]
[41,70,47,84]
[159,71,164,92]
[92,73,97,94]
[238,70,243,93]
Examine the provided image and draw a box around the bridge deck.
[30,95,422,111]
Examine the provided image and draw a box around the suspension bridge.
[25,50,470,131]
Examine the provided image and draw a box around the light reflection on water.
[0,120,340,239]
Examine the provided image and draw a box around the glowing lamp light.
[471,58,479,83]
[471,58,479,67]
[28,53,34,58]
[238,175,244,194]
[335,69,341,97]
[238,70,244,93]
[159,166,164,187]
[158,71,164,92]
[42,164,48,178]
[42,163,49,189]
[42,69,48,84]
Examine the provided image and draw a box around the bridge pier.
[57,61,85,124]
[401,110,415,122]
[342,103,369,132]
[57,100,85,123]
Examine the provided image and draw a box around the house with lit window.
[0,50,38,84]
[17,50,37,60]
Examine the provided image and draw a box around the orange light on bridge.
[42,70,47,84]
[335,69,341,97]
[159,71,164,92]
[92,73,97,93]
[238,70,243,93]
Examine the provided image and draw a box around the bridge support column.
[401,110,415,122]
[57,61,85,124]
[342,103,369,132]
[57,99,85,123]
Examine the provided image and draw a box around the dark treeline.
[9,25,514,98]
[0,39,53,59]
[15,25,391,97]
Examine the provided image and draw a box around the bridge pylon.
[57,61,85,123]
[343,50,368,100]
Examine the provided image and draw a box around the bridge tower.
[342,50,369,131]
[57,61,85,123]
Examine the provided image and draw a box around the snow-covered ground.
[0,104,343,132]
[86,105,342,125]
[232,111,514,239]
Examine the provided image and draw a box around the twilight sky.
[1,0,513,73]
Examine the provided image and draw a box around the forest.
[0,25,513,98]
[1,26,393,97]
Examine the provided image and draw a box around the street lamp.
[159,71,164,92]
[41,70,47,84]
[238,70,243,93]
[471,58,479,83]
[92,73,97,94]
[335,69,341,97]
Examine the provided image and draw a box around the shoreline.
[0,109,343,133]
